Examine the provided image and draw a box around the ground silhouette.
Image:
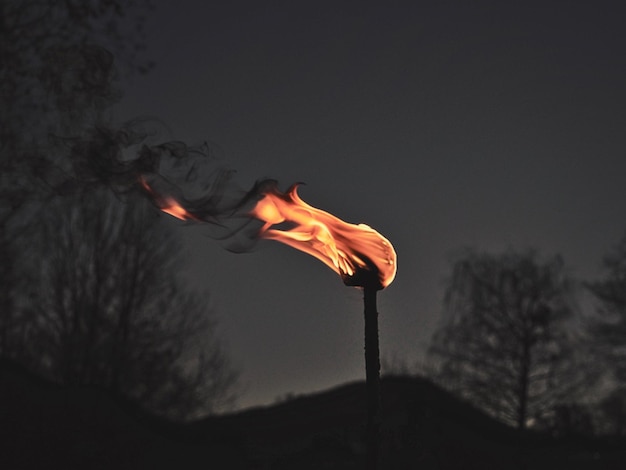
[2,359,625,469]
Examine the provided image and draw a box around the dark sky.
[113,1,626,409]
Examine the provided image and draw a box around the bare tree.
[588,233,626,382]
[21,188,237,419]
[429,249,585,430]
[1,1,238,419]
[586,233,626,435]
[1,0,151,149]
[0,0,151,358]
[1,0,151,205]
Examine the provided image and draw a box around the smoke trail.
[53,118,270,251]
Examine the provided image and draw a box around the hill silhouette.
[2,359,625,469]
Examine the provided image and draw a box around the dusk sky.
[113,1,626,409]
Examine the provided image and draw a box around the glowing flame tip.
[251,185,396,290]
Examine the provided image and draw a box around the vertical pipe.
[364,287,380,469]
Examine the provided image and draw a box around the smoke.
[55,118,273,251]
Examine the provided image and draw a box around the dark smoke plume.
[56,118,273,251]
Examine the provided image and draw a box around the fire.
[139,176,196,221]
[160,197,196,220]
[250,184,396,290]
[139,176,396,290]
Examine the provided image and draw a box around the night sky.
[113,1,626,409]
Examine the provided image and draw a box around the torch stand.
[363,287,380,470]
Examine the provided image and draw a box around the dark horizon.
[4,357,626,469]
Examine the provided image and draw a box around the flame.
[139,175,396,290]
[160,198,196,220]
[139,176,196,221]
[250,185,396,290]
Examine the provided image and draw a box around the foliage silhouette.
[429,249,588,430]
[587,232,626,435]
[19,188,238,419]
[0,0,238,419]
[588,233,626,382]
[0,0,151,359]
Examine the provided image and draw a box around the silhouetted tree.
[0,0,151,358]
[21,188,237,418]
[1,0,151,205]
[1,1,238,419]
[429,249,585,430]
[1,0,151,149]
[594,387,626,436]
[588,233,626,383]
[586,233,626,434]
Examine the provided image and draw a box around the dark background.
[109,1,626,410]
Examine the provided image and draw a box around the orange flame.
[139,176,396,290]
[139,176,197,221]
[250,185,396,290]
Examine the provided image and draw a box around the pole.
[363,287,380,470]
